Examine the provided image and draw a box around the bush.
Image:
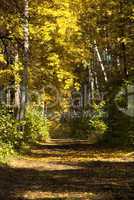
[89,102,107,132]
[89,119,107,134]
[87,102,108,143]
[0,105,23,149]
[0,142,15,163]
[0,105,50,163]
[59,101,108,140]
[0,105,50,147]
[0,105,22,163]
[24,107,50,143]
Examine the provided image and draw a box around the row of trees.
[0,0,134,144]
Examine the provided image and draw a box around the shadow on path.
[0,141,134,200]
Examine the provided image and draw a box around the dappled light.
[0,140,134,199]
[0,0,134,199]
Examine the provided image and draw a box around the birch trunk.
[94,40,108,82]
[20,0,29,120]
[88,67,94,104]
[12,46,21,119]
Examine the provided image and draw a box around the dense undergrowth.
[52,98,134,146]
[53,101,108,141]
[0,105,50,163]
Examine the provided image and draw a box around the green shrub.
[87,102,108,143]
[89,119,107,134]
[0,105,20,163]
[25,107,50,143]
[60,101,108,140]
[0,105,50,163]
[0,141,15,163]
[0,105,23,149]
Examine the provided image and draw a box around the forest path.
[0,139,134,200]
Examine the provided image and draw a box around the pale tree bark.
[20,0,29,120]
[93,71,102,101]
[94,40,108,82]
[6,86,11,106]
[88,67,94,105]
[14,47,21,120]
[15,85,21,119]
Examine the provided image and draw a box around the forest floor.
[0,139,134,200]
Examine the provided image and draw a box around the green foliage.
[0,105,50,163]
[60,102,107,140]
[25,107,50,143]
[0,142,15,163]
[0,105,21,163]
[0,105,23,148]
[0,0,133,148]
[89,101,108,134]
[86,102,108,144]
[89,119,107,134]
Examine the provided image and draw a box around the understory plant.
[25,106,50,143]
[0,104,50,163]
[60,101,108,140]
[0,105,22,163]
[88,101,108,142]
[0,105,23,148]
[0,142,15,163]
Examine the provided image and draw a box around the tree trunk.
[20,0,29,120]
[94,40,108,82]
[88,67,94,105]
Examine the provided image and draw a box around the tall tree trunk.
[20,0,29,120]
[6,86,11,106]
[119,0,128,108]
[88,67,94,105]
[94,40,108,82]
[14,47,21,120]
[122,42,128,80]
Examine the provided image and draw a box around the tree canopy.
[0,0,134,145]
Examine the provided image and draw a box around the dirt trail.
[0,139,134,200]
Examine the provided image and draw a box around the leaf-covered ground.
[0,139,134,200]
